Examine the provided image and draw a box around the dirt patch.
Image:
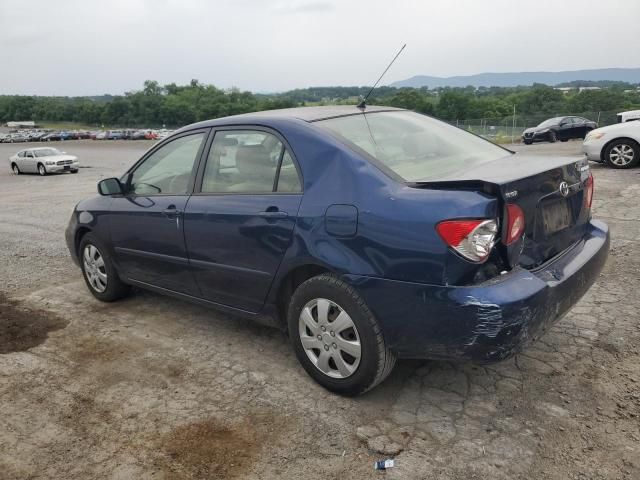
[158,415,279,480]
[0,292,68,354]
[68,334,132,363]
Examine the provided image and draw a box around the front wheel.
[11,163,20,175]
[79,233,131,302]
[37,163,47,176]
[604,139,640,169]
[288,274,396,396]
[548,131,557,143]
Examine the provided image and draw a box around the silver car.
[9,147,79,175]
[582,121,640,169]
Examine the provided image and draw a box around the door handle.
[163,206,182,217]
[258,210,288,219]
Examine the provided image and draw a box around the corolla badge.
[559,181,570,197]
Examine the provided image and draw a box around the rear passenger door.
[183,128,303,312]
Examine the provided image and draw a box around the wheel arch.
[273,263,333,325]
[75,226,92,257]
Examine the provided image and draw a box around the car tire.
[79,233,131,302]
[523,140,533,145]
[548,131,557,143]
[11,163,20,175]
[560,138,569,142]
[37,163,47,176]
[287,274,396,396]
[604,139,640,169]
[70,169,78,174]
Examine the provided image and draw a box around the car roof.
[186,105,406,129]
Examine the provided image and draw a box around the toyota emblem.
[559,181,569,197]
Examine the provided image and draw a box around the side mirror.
[98,177,124,195]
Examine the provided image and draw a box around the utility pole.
[511,104,516,144]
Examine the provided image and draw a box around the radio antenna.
[357,43,406,109]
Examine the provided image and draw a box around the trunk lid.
[417,154,592,269]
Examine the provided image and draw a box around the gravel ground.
[0,139,638,479]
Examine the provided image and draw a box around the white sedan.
[9,147,79,175]
[583,121,640,169]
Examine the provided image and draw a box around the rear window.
[316,111,509,182]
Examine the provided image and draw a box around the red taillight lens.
[505,204,525,245]
[584,174,594,209]
[436,219,498,262]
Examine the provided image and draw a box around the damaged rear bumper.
[343,219,609,362]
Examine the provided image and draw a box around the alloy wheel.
[298,298,361,379]
[38,164,46,175]
[12,164,19,175]
[609,144,635,166]
[83,244,108,293]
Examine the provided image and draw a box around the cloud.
[272,1,335,14]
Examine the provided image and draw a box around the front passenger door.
[558,117,574,140]
[108,130,208,295]
[23,151,36,172]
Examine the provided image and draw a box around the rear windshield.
[316,111,509,182]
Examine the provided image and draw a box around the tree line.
[1,79,639,128]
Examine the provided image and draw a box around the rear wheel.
[37,163,47,176]
[79,233,131,302]
[604,139,640,169]
[11,163,20,175]
[288,274,395,396]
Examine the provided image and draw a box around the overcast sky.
[1,0,639,96]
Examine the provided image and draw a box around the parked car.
[522,116,597,144]
[27,131,48,142]
[616,110,640,123]
[94,131,107,140]
[582,121,640,169]
[131,130,150,140]
[65,106,609,395]
[41,131,71,141]
[106,130,124,140]
[3,133,29,143]
[144,130,158,140]
[10,147,79,175]
[72,130,91,140]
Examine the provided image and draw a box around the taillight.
[436,219,498,262]
[584,174,594,209]
[505,204,525,245]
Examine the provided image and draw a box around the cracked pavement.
[1,140,638,479]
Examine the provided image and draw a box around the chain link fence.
[452,110,621,144]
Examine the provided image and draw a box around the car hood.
[41,154,78,161]
[589,122,640,136]
[524,126,553,134]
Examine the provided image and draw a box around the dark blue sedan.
[65,106,609,395]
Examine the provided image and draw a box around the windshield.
[35,148,62,157]
[537,117,563,128]
[316,111,509,182]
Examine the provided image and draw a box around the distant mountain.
[389,68,640,88]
